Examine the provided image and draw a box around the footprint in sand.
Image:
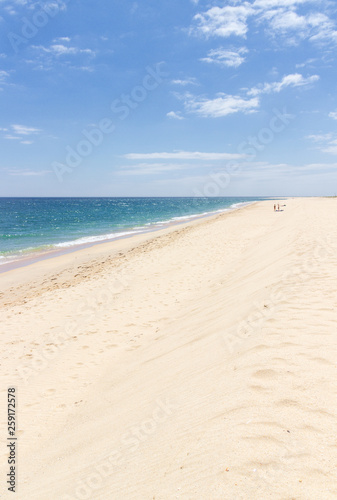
[44,389,56,396]
[253,369,278,379]
[249,384,270,393]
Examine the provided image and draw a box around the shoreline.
[0,200,263,307]
[0,200,255,274]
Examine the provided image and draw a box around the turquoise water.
[0,197,266,263]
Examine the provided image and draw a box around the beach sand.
[1,197,337,499]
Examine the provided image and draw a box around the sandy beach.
[1,197,337,499]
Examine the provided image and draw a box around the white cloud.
[262,9,336,43]
[0,0,65,17]
[306,133,337,155]
[267,10,308,32]
[307,133,333,142]
[253,0,314,7]
[259,6,337,45]
[44,1,68,12]
[295,58,317,68]
[11,124,41,135]
[53,36,71,43]
[329,111,337,120]
[171,72,318,121]
[0,0,68,12]
[74,66,95,72]
[247,73,319,96]
[118,162,189,176]
[183,92,259,117]
[1,124,42,144]
[123,151,246,160]
[0,70,9,82]
[6,168,51,176]
[167,111,184,120]
[171,78,199,86]
[3,6,18,15]
[191,0,337,46]
[309,15,337,44]
[201,47,248,67]
[130,2,138,14]
[322,141,337,155]
[36,44,95,57]
[28,42,96,71]
[192,5,253,38]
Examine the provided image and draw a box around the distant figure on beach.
[277,204,280,211]
[274,204,276,211]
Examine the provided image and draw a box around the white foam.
[230,202,251,209]
[0,256,20,266]
[143,207,234,227]
[54,229,144,248]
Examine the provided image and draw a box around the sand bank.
[1,198,337,499]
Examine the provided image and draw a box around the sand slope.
[1,198,337,499]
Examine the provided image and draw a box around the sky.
[0,0,337,197]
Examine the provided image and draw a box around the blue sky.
[0,0,337,196]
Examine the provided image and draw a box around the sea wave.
[53,229,144,248]
[144,206,233,227]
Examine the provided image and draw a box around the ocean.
[0,197,267,266]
